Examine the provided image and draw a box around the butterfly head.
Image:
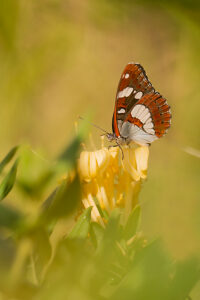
[106,133,116,142]
[106,133,127,147]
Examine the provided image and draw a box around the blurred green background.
[0,0,200,297]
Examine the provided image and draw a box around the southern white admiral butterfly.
[107,62,171,146]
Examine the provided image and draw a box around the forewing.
[112,63,154,137]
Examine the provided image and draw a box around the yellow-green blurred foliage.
[0,0,200,298]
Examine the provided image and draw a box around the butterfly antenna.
[78,116,109,135]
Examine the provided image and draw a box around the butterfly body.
[110,63,171,146]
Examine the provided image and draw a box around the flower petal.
[79,151,90,181]
[122,146,140,181]
[135,146,149,179]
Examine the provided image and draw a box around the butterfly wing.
[112,62,171,145]
[112,63,154,137]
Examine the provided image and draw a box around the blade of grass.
[0,146,18,175]
[68,207,92,239]
[0,159,18,201]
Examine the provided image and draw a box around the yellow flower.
[122,145,149,181]
[78,138,149,226]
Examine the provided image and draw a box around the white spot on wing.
[117,87,133,98]
[131,104,143,118]
[117,91,123,98]
[135,91,143,99]
[143,117,154,134]
[136,105,146,119]
[118,108,126,114]
[131,105,152,127]
[144,121,153,129]
[125,87,133,97]
[140,112,151,123]
[138,107,150,120]
[146,118,153,125]
[117,90,123,98]
[125,73,129,79]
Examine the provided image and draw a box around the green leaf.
[111,239,200,300]
[17,146,55,198]
[110,239,171,300]
[0,203,22,229]
[0,159,18,201]
[18,169,54,198]
[169,257,200,300]
[104,209,122,240]
[97,209,122,255]
[41,175,81,223]
[0,146,18,174]
[123,205,141,240]
[90,222,104,248]
[88,210,123,292]
[68,207,92,239]
[94,198,109,221]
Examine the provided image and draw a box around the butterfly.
[107,62,171,146]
